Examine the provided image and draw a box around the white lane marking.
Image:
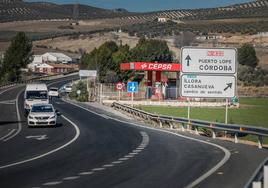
[129,152,139,155]
[63,99,230,188]
[63,176,80,180]
[124,155,134,158]
[42,181,62,186]
[0,115,80,170]
[0,100,16,104]
[79,171,94,175]
[92,168,105,171]
[100,114,110,119]
[2,88,24,142]
[112,161,123,164]
[26,135,48,140]
[103,164,114,168]
[132,149,142,152]
[0,129,16,141]
[118,158,129,161]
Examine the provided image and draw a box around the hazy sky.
[26,0,254,12]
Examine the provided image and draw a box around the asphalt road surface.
[0,76,267,188]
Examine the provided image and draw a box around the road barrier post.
[264,166,268,188]
[235,133,238,144]
[212,130,216,139]
[253,182,262,188]
[258,136,263,149]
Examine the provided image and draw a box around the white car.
[64,84,72,93]
[48,87,59,98]
[27,103,60,127]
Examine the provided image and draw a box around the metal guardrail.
[112,102,268,149]
[244,157,268,188]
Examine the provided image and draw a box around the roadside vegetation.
[0,32,32,84]
[68,81,89,102]
[80,38,173,83]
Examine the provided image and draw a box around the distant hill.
[121,0,268,21]
[0,0,268,23]
[0,0,129,22]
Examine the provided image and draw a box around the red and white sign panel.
[181,47,237,74]
[120,62,181,72]
[116,82,125,91]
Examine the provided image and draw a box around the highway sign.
[180,74,236,98]
[181,47,237,74]
[116,82,125,91]
[127,82,138,93]
[79,70,97,77]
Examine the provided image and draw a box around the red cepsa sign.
[120,62,181,71]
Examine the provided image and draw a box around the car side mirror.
[55,109,61,116]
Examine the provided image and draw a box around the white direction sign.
[180,74,236,98]
[79,70,97,77]
[181,47,237,74]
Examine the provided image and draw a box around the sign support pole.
[118,90,121,101]
[187,98,191,130]
[225,98,228,124]
[131,92,134,107]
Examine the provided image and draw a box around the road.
[0,76,267,188]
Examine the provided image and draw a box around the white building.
[28,55,43,71]
[157,17,169,22]
[42,52,72,64]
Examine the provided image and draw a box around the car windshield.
[50,88,58,92]
[26,90,48,99]
[31,105,53,113]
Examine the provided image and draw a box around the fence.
[94,83,229,104]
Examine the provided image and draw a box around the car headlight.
[28,116,34,119]
[50,115,56,119]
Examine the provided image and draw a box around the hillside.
[0,0,129,22]
[120,0,268,21]
[0,0,268,22]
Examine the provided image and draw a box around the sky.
[26,0,254,12]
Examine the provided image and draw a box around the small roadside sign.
[181,47,237,74]
[127,82,138,93]
[180,74,236,98]
[116,82,125,91]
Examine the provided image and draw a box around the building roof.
[43,52,72,61]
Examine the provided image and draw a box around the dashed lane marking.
[42,181,62,186]
[63,176,80,180]
[29,129,149,188]
[103,164,114,168]
[92,168,106,171]
[78,171,94,176]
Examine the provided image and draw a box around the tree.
[1,32,32,82]
[238,44,258,68]
[131,38,173,62]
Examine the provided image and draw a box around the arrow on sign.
[130,83,136,91]
[185,55,191,66]
[224,83,233,91]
